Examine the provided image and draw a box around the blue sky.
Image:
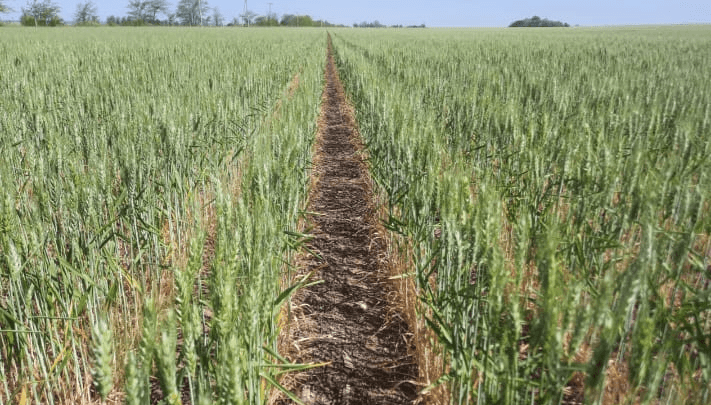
[2,0,710,26]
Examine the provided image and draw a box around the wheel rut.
[275,37,419,404]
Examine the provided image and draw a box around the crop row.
[0,28,324,404]
[332,26,711,404]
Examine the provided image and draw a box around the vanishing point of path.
[275,38,419,404]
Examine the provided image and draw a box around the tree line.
[353,20,425,28]
[509,15,570,27]
[3,0,348,27]
[0,0,430,27]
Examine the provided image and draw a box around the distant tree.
[230,13,338,27]
[239,8,256,26]
[126,0,148,21]
[110,10,149,25]
[1,1,12,14]
[126,0,168,23]
[509,15,569,27]
[279,13,294,25]
[212,6,222,26]
[280,14,313,27]
[175,0,208,26]
[74,1,98,24]
[297,15,313,26]
[147,0,170,22]
[21,0,62,26]
[353,20,385,28]
[255,15,278,26]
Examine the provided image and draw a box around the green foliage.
[255,16,279,26]
[0,1,11,14]
[510,15,570,27]
[0,28,324,404]
[176,0,210,26]
[353,20,390,28]
[21,0,62,26]
[74,1,98,25]
[21,12,62,26]
[332,26,711,403]
[279,14,319,27]
[74,20,101,26]
[127,0,170,24]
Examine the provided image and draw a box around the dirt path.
[276,38,419,404]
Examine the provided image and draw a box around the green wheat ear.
[155,310,181,405]
[91,317,114,402]
[123,351,142,405]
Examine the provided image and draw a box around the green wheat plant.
[0,27,325,403]
[332,26,711,404]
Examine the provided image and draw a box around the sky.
[2,0,710,27]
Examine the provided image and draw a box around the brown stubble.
[272,35,422,404]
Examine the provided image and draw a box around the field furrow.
[275,37,419,404]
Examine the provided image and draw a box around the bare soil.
[275,38,419,404]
